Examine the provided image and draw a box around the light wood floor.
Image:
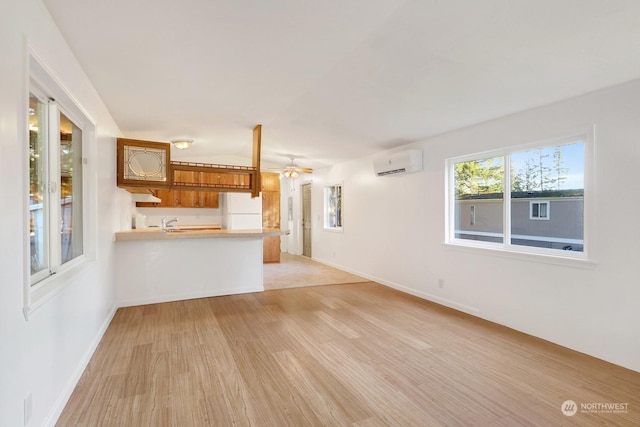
[264,253,368,290]
[57,282,640,426]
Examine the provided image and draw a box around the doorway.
[301,183,312,258]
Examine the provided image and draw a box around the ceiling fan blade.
[297,167,313,173]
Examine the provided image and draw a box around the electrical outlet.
[438,279,444,289]
[24,393,32,425]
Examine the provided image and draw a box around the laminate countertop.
[115,227,288,242]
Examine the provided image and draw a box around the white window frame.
[24,48,97,318]
[529,201,550,220]
[445,128,595,267]
[324,183,343,231]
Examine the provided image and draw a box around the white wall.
[137,206,223,228]
[0,1,122,425]
[312,79,640,373]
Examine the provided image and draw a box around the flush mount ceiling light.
[171,138,193,149]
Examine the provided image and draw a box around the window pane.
[60,111,83,263]
[510,141,584,251]
[29,94,48,276]
[335,185,342,228]
[454,157,504,243]
[539,203,547,218]
[325,185,343,229]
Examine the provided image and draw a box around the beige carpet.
[263,253,369,290]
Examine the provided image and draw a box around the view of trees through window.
[452,140,585,253]
[510,143,584,193]
[455,142,584,197]
[454,157,503,197]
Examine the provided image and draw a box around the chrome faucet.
[161,216,178,230]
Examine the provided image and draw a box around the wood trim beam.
[252,124,262,198]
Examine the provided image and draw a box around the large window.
[324,184,343,230]
[26,51,96,314]
[447,133,589,259]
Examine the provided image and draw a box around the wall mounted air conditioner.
[373,149,423,176]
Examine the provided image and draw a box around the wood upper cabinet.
[260,172,281,227]
[261,172,280,192]
[199,189,219,208]
[136,188,219,208]
[117,138,171,189]
[136,169,220,208]
[119,126,262,197]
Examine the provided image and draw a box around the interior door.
[302,183,312,258]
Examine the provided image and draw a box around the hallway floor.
[263,253,368,290]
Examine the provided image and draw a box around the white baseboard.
[311,257,480,316]
[117,286,264,308]
[44,305,118,427]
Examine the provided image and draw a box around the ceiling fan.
[268,156,313,178]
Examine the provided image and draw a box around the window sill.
[323,227,343,233]
[443,241,597,269]
[24,255,91,320]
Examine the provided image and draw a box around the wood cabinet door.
[200,191,219,208]
[166,190,181,208]
[117,138,171,190]
[261,187,281,263]
[178,190,198,207]
[262,192,280,228]
[261,172,280,192]
[136,175,220,209]
[263,236,281,263]
[198,172,220,208]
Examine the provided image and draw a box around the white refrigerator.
[222,192,263,229]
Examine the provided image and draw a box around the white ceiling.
[42,0,640,169]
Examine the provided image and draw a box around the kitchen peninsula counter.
[115,227,288,241]
[114,228,289,307]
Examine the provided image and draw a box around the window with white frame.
[447,133,588,257]
[324,184,343,230]
[29,91,85,284]
[530,201,550,220]
[27,52,95,308]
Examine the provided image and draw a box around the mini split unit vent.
[373,149,423,176]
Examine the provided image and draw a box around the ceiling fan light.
[171,138,193,149]
[290,169,299,178]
